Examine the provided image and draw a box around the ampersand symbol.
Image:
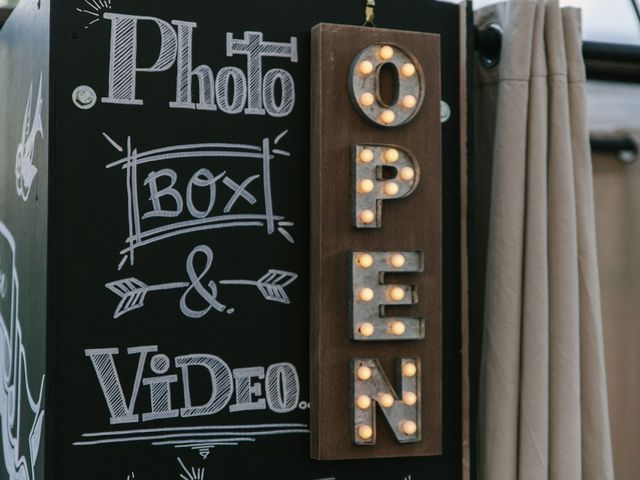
[179,245,226,318]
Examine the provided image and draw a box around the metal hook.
[363,0,376,27]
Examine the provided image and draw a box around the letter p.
[102,13,178,105]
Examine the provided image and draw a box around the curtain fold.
[474,1,614,478]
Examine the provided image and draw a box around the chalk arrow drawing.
[106,270,297,319]
[219,270,298,304]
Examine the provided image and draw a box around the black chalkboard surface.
[1,0,463,479]
[0,1,49,479]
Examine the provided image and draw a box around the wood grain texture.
[593,150,640,480]
[310,23,442,460]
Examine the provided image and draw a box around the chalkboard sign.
[0,0,49,479]
[0,0,463,478]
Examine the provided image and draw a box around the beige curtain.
[474,1,614,479]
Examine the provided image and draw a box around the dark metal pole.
[630,0,640,27]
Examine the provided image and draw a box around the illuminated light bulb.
[358,179,374,193]
[359,209,375,224]
[401,63,416,77]
[359,148,374,163]
[356,253,374,268]
[401,420,418,435]
[389,253,406,268]
[379,393,395,408]
[403,391,418,406]
[358,322,375,337]
[383,182,399,196]
[402,95,417,109]
[357,365,372,381]
[360,92,375,106]
[379,45,394,60]
[388,320,406,336]
[402,362,417,377]
[358,60,374,75]
[358,287,374,302]
[380,109,396,125]
[358,424,374,440]
[389,286,405,301]
[356,395,372,409]
[384,148,400,163]
[399,166,415,181]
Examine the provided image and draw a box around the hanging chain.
[363,0,376,27]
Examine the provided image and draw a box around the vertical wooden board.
[310,23,442,460]
[47,0,462,478]
[0,1,50,480]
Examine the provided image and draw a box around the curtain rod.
[590,136,638,164]
[475,26,640,83]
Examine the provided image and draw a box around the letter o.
[348,43,425,127]
[216,66,247,114]
[186,168,217,219]
[263,68,295,117]
[265,363,300,413]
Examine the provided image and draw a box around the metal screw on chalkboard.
[440,101,451,124]
[363,0,376,27]
[72,85,97,110]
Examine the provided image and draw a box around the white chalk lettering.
[170,21,216,111]
[229,367,266,412]
[104,133,295,270]
[101,13,297,116]
[265,362,300,413]
[142,169,183,219]
[85,345,157,424]
[226,31,297,115]
[142,354,179,422]
[185,169,223,219]
[102,13,177,105]
[84,347,302,425]
[176,354,233,418]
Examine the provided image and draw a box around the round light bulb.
[358,60,374,75]
[358,424,374,440]
[356,395,372,409]
[402,95,417,109]
[359,149,374,163]
[402,362,417,377]
[356,253,374,268]
[358,288,374,302]
[358,179,374,193]
[384,148,400,163]
[380,109,396,125]
[379,45,394,60]
[403,391,418,406]
[383,182,399,196]
[379,393,395,408]
[360,92,375,106]
[359,209,375,224]
[389,254,406,268]
[389,286,405,301]
[357,365,372,381]
[399,166,415,181]
[358,322,375,337]
[401,63,416,77]
[401,420,418,435]
[389,321,406,336]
